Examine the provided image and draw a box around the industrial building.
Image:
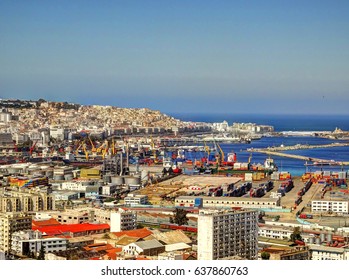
[175,196,280,210]
[197,209,258,260]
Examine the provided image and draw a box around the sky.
[0,0,348,115]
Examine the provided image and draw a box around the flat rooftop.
[159,175,241,187]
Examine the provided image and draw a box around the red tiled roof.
[104,248,123,260]
[111,228,152,239]
[32,218,61,227]
[33,223,110,236]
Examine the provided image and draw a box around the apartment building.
[0,213,32,253]
[197,209,258,260]
[0,190,55,213]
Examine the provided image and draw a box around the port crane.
[88,135,97,155]
[216,142,225,165]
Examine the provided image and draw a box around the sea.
[169,113,349,176]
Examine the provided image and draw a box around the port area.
[131,173,349,229]
[132,175,242,206]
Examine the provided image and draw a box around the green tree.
[290,226,303,242]
[261,251,270,260]
[170,208,189,226]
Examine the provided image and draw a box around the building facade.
[197,209,258,260]
[0,213,32,253]
[110,208,137,232]
[0,190,55,213]
[309,244,349,260]
[11,230,68,257]
[311,200,349,214]
[175,196,280,209]
[124,194,148,206]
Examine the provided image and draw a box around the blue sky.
[1,0,348,114]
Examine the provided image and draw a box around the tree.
[170,208,189,226]
[261,251,270,260]
[290,226,303,242]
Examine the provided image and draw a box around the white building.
[102,184,119,195]
[309,244,349,260]
[258,226,292,240]
[197,209,258,260]
[0,111,12,123]
[110,208,137,232]
[52,191,79,201]
[124,194,148,206]
[59,180,96,191]
[212,121,229,132]
[11,230,68,257]
[123,239,165,257]
[158,251,184,260]
[50,127,68,141]
[311,200,349,214]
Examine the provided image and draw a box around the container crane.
[88,135,97,154]
[75,140,83,156]
[82,142,89,160]
[101,141,109,159]
[217,143,225,165]
[111,138,115,155]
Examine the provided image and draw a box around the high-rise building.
[197,209,258,260]
[0,213,32,253]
